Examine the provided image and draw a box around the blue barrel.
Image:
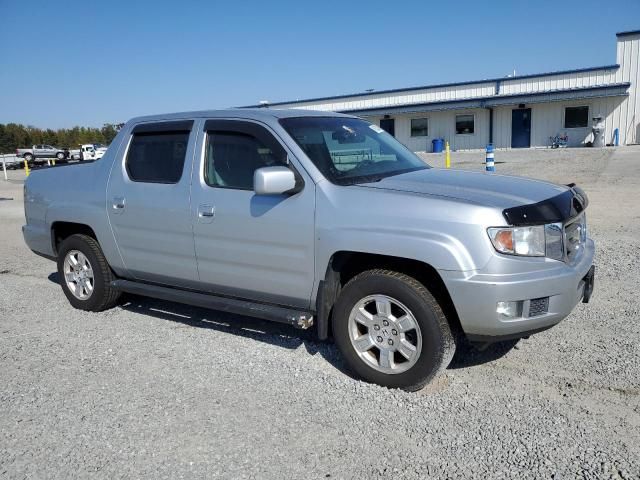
[432,138,444,153]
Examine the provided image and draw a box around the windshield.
[280,117,429,185]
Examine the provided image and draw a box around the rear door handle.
[198,204,215,223]
[112,196,125,212]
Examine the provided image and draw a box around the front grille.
[564,214,587,263]
[528,297,549,317]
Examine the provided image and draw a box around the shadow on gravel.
[48,272,353,378]
[48,271,518,375]
[448,339,519,369]
[120,295,356,378]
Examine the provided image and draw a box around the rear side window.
[126,121,193,184]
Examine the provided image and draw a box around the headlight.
[487,225,546,257]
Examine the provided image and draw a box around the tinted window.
[280,117,428,185]
[205,131,287,190]
[564,106,589,128]
[126,132,189,184]
[410,118,429,137]
[455,114,474,134]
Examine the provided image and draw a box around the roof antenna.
[258,100,270,108]
[365,89,374,93]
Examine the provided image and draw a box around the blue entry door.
[511,108,531,148]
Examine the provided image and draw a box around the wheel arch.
[315,251,462,341]
[51,221,98,256]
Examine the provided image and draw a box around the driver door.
[191,120,316,308]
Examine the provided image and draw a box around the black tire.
[24,153,33,162]
[56,152,65,161]
[57,234,121,311]
[332,269,455,391]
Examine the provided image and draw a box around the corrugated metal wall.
[613,32,640,144]
[286,82,495,113]
[500,68,618,95]
[278,65,627,116]
[493,96,627,149]
[362,110,491,152]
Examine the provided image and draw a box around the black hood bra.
[502,184,589,226]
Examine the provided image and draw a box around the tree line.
[0,123,124,154]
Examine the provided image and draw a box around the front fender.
[313,182,504,302]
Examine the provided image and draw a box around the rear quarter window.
[125,131,189,184]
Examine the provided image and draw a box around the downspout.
[489,107,494,145]
[489,79,500,146]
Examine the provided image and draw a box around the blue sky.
[1,0,639,128]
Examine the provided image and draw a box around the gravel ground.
[1,147,639,479]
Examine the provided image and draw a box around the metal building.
[246,30,640,151]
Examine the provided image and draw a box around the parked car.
[16,145,68,163]
[22,109,595,390]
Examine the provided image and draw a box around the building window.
[410,118,429,137]
[564,106,589,128]
[455,114,474,134]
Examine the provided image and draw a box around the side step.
[111,279,314,329]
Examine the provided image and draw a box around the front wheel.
[56,152,65,161]
[332,269,455,391]
[57,234,121,311]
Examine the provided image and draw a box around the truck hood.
[357,168,570,210]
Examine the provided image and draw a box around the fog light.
[496,301,522,319]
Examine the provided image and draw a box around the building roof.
[616,29,640,37]
[241,64,620,108]
[338,83,631,116]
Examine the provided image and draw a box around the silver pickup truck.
[17,145,69,163]
[22,109,595,390]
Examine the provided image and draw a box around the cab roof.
[128,108,356,125]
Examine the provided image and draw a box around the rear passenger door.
[191,119,316,308]
[106,120,200,288]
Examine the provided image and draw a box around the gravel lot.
[1,147,639,479]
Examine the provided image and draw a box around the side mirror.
[254,166,297,195]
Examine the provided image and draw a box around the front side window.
[280,117,428,185]
[205,131,287,190]
[564,106,589,128]
[126,131,189,183]
[410,118,429,137]
[455,114,474,134]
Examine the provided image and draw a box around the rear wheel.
[24,153,33,162]
[332,269,455,391]
[56,152,65,161]
[57,234,121,311]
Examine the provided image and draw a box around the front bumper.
[440,238,595,341]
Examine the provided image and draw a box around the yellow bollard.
[24,159,30,177]
[52,158,56,166]
[445,141,451,168]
